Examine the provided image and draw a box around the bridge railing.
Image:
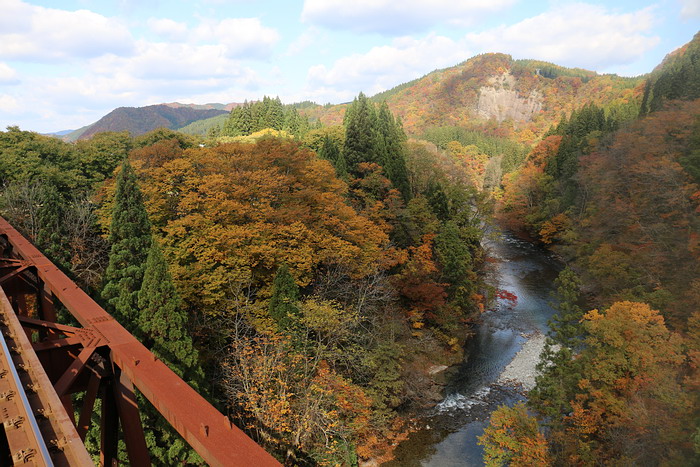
[0,216,280,466]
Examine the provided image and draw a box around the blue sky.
[0,0,698,133]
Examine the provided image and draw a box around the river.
[386,231,562,466]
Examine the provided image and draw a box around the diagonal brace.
[54,346,96,397]
[0,264,30,285]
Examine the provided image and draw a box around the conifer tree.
[318,134,348,177]
[343,92,378,170]
[101,161,152,331]
[426,181,450,221]
[137,241,205,465]
[137,241,202,382]
[36,184,71,270]
[435,220,477,312]
[266,96,285,130]
[376,101,411,201]
[269,264,300,329]
[529,267,584,424]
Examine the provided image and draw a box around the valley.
[0,26,698,466]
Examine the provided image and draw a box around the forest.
[0,31,698,467]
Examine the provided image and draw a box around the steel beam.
[0,216,280,466]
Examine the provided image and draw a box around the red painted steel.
[0,287,94,466]
[0,216,281,467]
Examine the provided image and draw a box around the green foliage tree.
[269,264,300,330]
[0,127,85,193]
[434,220,477,314]
[642,32,700,114]
[101,161,152,331]
[75,131,132,184]
[426,181,449,221]
[343,92,379,170]
[318,134,348,177]
[221,97,311,139]
[376,101,411,201]
[138,241,202,381]
[133,128,198,150]
[36,184,71,270]
[137,241,205,465]
[529,268,584,425]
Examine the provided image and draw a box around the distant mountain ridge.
[64,103,240,141]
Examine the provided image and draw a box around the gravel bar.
[497,333,547,391]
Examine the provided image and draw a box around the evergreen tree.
[434,220,477,313]
[283,108,301,136]
[269,264,300,329]
[376,101,411,201]
[529,267,585,424]
[318,134,348,177]
[343,93,378,170]
[426,181,450,221]
[223,102,252,136]
[137,241,202,382]
[137,242,205,466]
[266,96,285,130]
[36,184,71,270]
[101,161,152,331]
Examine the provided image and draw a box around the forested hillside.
[481,32,700,466]
[303,53,643,142]
[0,93,489,463]
[1,31,699,466]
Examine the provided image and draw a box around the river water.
[386,231,562,466]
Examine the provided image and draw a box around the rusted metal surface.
[0,216,281,467]
[0,287,93,466]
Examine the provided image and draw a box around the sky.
[0,0,698,133]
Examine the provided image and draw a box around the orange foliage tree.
[478,402,550,467]
[125,138,390,317]
[556,302,691,464]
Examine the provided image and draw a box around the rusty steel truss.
[0,216,280,466]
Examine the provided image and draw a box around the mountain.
[177,113,229,136]
[66,103,232,141]
[44,129,74,136]
[641,31,700,114]
[162,102,243,112]
[303,53,645,138]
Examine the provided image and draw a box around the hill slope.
[72,104,228,140]
[303,53,645,138]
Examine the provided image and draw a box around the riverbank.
[385,230,562,466]
[497,332,547,391]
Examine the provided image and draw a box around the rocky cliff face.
[476,72,543,123]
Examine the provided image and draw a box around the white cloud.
[306,34,471,101]
[147,18,189,41]
[0,4,281,132]
[92,42,230,80]
[1,63,266,133]
[0,0,135,61]
[144,16,280,59]
[301,0,516,34]
[0,63,19,85]
[680,0,700,19]
[0,94,21,114]
[465,3,660,71]
[286,27,321,56]
[193,18,280,59]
